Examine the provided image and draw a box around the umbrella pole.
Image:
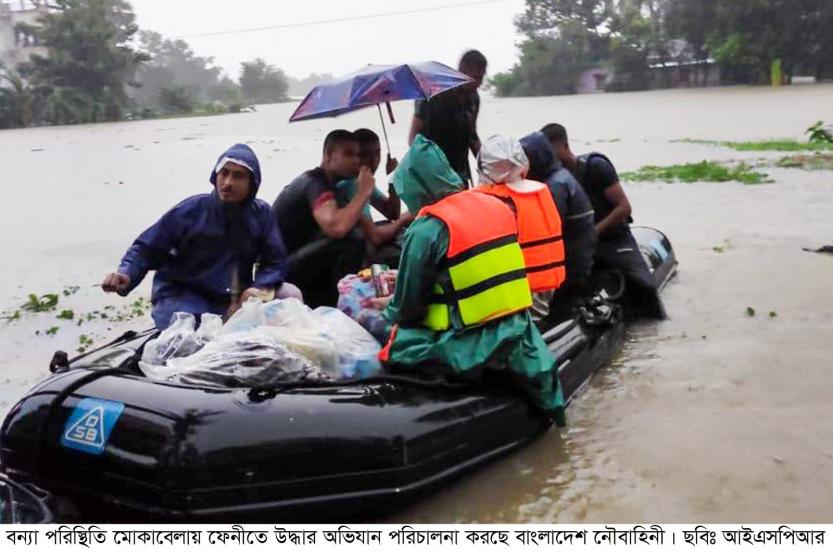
[377,104,392,155]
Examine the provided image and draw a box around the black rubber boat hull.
[0,228,676,522]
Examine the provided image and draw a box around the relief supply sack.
[163,327,331,388]
[140,312,203,367]
[313,307,381,378]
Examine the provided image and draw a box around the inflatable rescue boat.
[0,227,676,522]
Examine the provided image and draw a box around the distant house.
[648,59,721,88]
[648,39,721,89]
[577,67,611,94]
[572,40,722,94]
[0,1,49,70]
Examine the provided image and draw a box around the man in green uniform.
[380,135,564,422]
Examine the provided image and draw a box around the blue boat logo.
[60,398,124,455]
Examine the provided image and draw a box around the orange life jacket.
[415,189,532,331]
[478,183,566,292]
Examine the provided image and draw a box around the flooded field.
[1,84,832,522]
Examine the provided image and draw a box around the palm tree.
[0,66,34,129]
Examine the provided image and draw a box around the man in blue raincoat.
[102,144,298,329]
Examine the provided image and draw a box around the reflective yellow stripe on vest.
[424,284,451,331]
[423,235,532,331]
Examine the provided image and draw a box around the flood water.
[1,84,832,522]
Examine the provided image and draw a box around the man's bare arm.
[312,167,375,239]
[369,192,401,221]
[358,213,413,248]
[596,182,632,238]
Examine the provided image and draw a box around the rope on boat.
[30,367,138,477]
[247,374,475,402]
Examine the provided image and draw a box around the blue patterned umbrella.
[289,61,473,151]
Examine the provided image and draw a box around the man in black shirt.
[408,50,487,185]
[272,130,375,307]
[542,123,666,319]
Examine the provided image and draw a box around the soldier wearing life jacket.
[379,134,565,422]
[475,135,567,324]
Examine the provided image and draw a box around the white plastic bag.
[262,297,318,328]
[269,327,339,376]
[196,313,223,343]
[262,299,380,378]
[313,307,381,378]
[219,298,265,335]
[261,299,339,375]
[141,312,202,366]
[163,329,330,387]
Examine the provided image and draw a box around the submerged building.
[0,1,49,69]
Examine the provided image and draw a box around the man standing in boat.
[102,144,299,329]
[542,123,665,319]
[379,134,565,423]
[408,50,487,186]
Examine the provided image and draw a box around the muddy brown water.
[1,84,832,522]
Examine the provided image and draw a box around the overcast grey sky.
[129,0,526,80]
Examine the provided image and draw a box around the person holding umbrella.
[290,59,481,185]
[334,128,414,266]
[408,50,487,185]
[333,128,403,223]
[283,61,479,306]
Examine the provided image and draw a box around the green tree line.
[492,0,833,97]
[0,0,297,129]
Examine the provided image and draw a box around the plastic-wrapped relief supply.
[139,298,382,386]
[196,313,223,343]
[160,328,331,388]
[140,313,203,366]
[261,299,382,378]
[313,307,382,378]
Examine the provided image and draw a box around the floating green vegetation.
[1,310,21,322]
[724,140,832,152]
[56,309,75,320]
[622,161,770,185]
[673,138,833,152]
[45,326,59,336]
[769,311,778,319]
[746,307,756,317]
[775,152,833,171]
[62,285,80,297]
[807,121,833,145]
[21,293,60,313]
[78,334,94,353]
[712,239,732,254]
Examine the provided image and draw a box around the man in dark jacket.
[521,131,597,290]
[102,144,297,329]
[541,123,666,319]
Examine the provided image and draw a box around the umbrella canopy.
[289,61,473,122]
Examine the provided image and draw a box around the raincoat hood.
[209,143,262,200]
[477,135,529,185]
[392,134,463,213]
[520,132,560,182]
